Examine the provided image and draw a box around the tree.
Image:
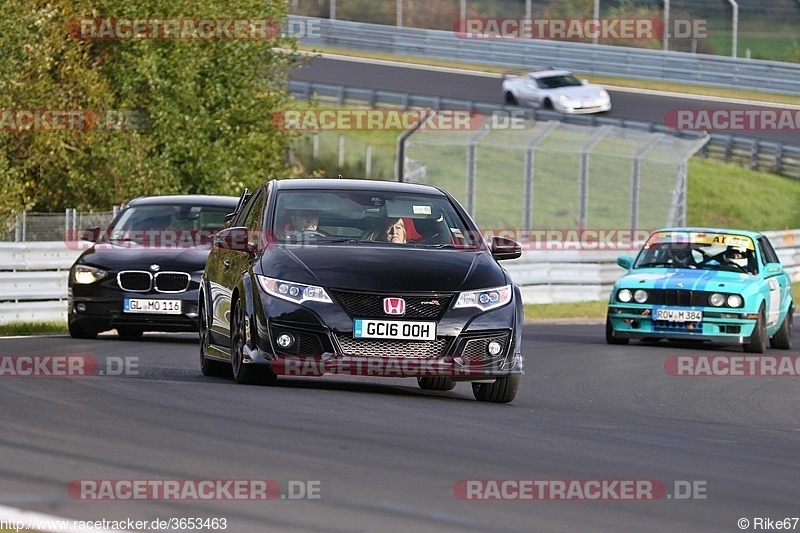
[0,0,300,219]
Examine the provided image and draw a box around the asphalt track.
[290,56,800,148]
[2,322,798,532]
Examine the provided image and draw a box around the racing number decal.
[766,278,781,327]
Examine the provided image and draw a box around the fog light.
[276,333,294,349]
[487,341,502,356]
[76,303,86,312]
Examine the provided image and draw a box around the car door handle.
[223,260,231,269]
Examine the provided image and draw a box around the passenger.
[364,218,407,243]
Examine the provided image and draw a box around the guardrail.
[1,232,797,324]
[288,80,800,180]
[290,15,800,96]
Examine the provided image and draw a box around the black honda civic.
[199,179,524,403]
[68,194,239,339]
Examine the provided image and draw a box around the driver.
[724,246,749,270]
[289,210,320,232]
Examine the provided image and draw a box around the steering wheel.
[298,230,327,238]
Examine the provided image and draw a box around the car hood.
[546,85,605,99]
[619,268,756,291]
[263,245,508,292]
[77,243,211,272]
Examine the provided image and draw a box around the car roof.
[271,178,447,196]
[126,195,240,208]
[651,227,765,239]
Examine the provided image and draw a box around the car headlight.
[454,285,512,311]
[709,293,725,307]
[257,275,332,305]
[599,90,609,99]
[618,289,632,303]
[72,265,109,284]
[726,294,743,308]
[558,94,569,102]
[634,289,648,303]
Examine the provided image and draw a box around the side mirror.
[617,256,633,270]
[214,226,257,252]
[80,226,102,243]
[582,79,590,85]
[491,236,522,261]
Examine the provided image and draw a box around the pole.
[397,0,402,27]
[727,0,738,57]
[330,0,336,20]
[663,0,670,51]
[593,0,600,45]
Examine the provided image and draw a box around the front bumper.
[68,293,200,333]
[608,305,757,344]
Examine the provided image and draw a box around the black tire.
[770,306,793,350]
[543,98,553,110]
[605,316,629,345]
[505,92,518,105]
[744,305,767,354]
[230,301,276,385]
[417,376,456,391]
[116,327,143,340]
[199,296,229,377]
[69,321,97,339]
[472,374,520,403]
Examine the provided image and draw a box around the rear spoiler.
[502,67,554,80]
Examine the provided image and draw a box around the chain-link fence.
[402,120,709,232]
[1,209,118,242]
[290,131,395,180]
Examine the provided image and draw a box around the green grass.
[0,321,67,337]
[688,158,800,229]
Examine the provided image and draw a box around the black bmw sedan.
[68,194,239,339]
[199,179,524,403]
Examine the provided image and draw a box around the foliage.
[0,0,300,219]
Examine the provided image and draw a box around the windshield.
[538,74,583,89]
[634,231,758,274]
[271,190,481,248]
[107,204,231,247]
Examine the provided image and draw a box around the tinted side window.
[243,191,266,233]
[234,189,262,228]
[758,237,780,264]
